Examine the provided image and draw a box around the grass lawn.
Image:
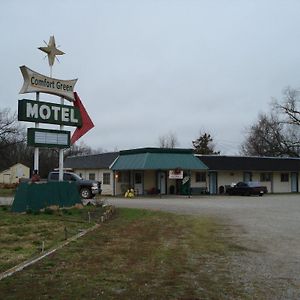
[0,188,15,197]
[0,205,104,273]
[0,207,253,299]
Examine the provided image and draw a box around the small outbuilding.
[0,163,30,184]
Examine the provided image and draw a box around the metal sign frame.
[27,128,70,148]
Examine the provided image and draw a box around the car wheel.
[80,188,92,199]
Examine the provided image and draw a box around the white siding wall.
[217,171,294,193]
[273,173,291,193]
[71,168,299,195]
[144,170,156,192]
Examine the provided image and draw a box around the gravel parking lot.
[108,194,300,299]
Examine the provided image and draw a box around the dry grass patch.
[0,205,104,273]
[0,207,255,299]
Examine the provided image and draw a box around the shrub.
[44,208,54,215]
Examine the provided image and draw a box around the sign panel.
[19,65,77,101]
[27,128,70,148]
[18,99,82,127]
[169,170,184,179]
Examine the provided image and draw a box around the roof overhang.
[111,148,208,171]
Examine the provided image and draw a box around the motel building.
[110,148,208,196]
[64,147,300,196]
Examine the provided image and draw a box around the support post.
[33,92,40,173]
[58,97,64,181]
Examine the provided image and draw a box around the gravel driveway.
[108,194,300,299]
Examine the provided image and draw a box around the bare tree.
[158,131,179,148]
[273,87,300,126]
[241,87,300,157]
[64,141,93,158]
[0,108,27,170]
[240,113,300,157]
[0,108,25,149]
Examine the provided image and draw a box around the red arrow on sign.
[71,92,94,144]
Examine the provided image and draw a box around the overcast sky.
[1,0,300,154]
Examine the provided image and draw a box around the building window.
[260,173,272,182]
[195,172,206,182]
[89,173,95,180]
[103,173,110,185]
[281,173,289,182]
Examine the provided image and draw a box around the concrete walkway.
[0,197,13,206]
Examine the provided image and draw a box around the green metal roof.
[111,148,208,170]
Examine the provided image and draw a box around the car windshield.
[72,173,83,180]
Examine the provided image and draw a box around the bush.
[44,208,54,215]
[0,183,18,189]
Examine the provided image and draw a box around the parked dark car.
[48,171,101,199]
[226,181,268,196]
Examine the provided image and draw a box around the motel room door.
[157,171,166,194]
[209,172,218,194]
[134,172,143,195]
[291,172,299,192]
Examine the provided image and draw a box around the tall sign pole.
[34,92,40,172]
[59,97,64,181]
[38,36,65,181]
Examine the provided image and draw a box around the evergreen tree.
[192,133,220,155]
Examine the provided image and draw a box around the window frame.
[280,173,289,182]
[89,173,95,180]
[195,172,206,182]
[103,172,111,185]
[260,172,272,182]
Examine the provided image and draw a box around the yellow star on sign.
[38,36,65,67]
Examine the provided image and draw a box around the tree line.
[1,86,299,176]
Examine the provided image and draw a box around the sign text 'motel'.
[19,65,77,101]
[18,99,82,127]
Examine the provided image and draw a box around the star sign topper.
[38,36,65,67]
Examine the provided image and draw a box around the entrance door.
[209,172,217,194]
[157,172,166,194]
[291,172,298,192]
[134,172,143,195]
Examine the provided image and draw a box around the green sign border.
[27,128,70,149]
[18,99,82,127]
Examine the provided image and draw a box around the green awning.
[110,148,208,170]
